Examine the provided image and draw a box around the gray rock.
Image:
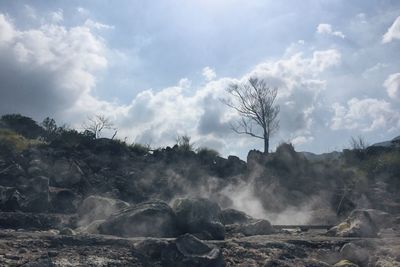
[163,234,225,267]
[340,243,369,265]
[240,219,274,236]
[173,198,225,240]
[51,159,83,187]
[219,208,253,225]
[99,200,177,238]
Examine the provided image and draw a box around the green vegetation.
[0,128,42,154]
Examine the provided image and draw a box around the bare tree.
[349,135,368,150]
[223,77,280,154]
[82,115,117,139]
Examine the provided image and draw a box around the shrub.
[130,143,150,156]
[0,128,41,154]
[0,114,44,139]
[176,135,194,152]
[196,147,220,158]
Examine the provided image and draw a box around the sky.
[0,0,399,158]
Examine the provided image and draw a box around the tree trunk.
[264,134,269,154]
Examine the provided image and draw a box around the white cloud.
[84,19,114,30]
[0,12,110,121]
[178,78,191,88]
[383,73,400,101]
[331,98,400,132]
[382,16,400,43]
[202,66,216,81]
[317,23,345,38]
[50,9,63,23]
[311,49,341,72]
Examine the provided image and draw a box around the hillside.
[0,114,399,266]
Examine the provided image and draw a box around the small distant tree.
[349,135,368,150]
[176,135,194,152]
[82,115,117,139]
[223,77,280,154]
[41,117,60,141]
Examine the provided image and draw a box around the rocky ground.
[0,226,399,266]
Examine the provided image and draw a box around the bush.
[129,143,150,156]
[0,114,44,139]
[0,128,41,154]
[176,135,194,152]
[196,147,220,158]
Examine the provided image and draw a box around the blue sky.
[0,0,399,158]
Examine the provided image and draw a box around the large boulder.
[77,195,129,225]
[173,198,225,240]
[51,159,83,187]
[136,234,225,267]
[99,200,177,238]
[219,208,253,225]
[327,209,389,237]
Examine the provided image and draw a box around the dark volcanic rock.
[49,187,79,214]
[219,208,253,225]
[136,234,225,267]
[173,198,225,240]
[0,185,23,211]
[0,163,25,187]
[99,200,178,238]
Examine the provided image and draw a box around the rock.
[0,185,23,211]
[162,234,225,267]
[340,243,369,266]
[49,187,79,214]
[327,209,387,237]
[77,195,129,225]
[219,208,253,225]
[173,198,225,240]
[99,200,177,237]
[0,163,25,187]
[240,219,274,236]
[23,176,50,213]
[51,159,83,187]
[333,259,359,267]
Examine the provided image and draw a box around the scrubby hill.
[0,114,399,266]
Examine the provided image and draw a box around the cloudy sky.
[0,0,399,158]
